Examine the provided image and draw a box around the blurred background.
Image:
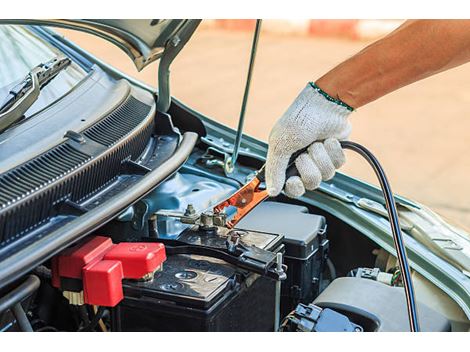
[55,19,470,229]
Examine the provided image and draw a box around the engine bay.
[0,73,467,331]
[0,160,459,332]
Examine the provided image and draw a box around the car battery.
[237,201,328,316]
[118,226,283,331]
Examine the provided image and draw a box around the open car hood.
[1,19,201,71]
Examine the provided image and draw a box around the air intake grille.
[0,144,91,206]
[84,96,152,147]
[0,95,153,245]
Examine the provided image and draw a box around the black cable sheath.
[340,140,420,332]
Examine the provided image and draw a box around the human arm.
[316,20,470,108]
[266,20,470,197]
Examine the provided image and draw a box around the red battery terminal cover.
[52,236,166,307]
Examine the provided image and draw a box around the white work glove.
[266,83,353,198]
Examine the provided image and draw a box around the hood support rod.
[225,19,262,174]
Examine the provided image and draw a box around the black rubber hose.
[0,275,40,332]
[78,306,107,332]
[78,306,91,325]
[326,258,337,281]
[340,140,420,332]
[12,303,33,332]
[0,275,40,314]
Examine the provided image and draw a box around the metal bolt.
[224,157,235,174]
[184,204,196,216]
[276,253,283,272]
[228,230,247,237]
[213,213,227,227]
[200,212,213,227]
[170,36,181,47]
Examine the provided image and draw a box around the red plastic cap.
[57,236,113,279]
[103,242,166,279]
[83,260,124,307]
[51,236,167,307]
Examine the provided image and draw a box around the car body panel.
[0,19,200,71]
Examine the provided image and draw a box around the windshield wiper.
[0,55,71,133]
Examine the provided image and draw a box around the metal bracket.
[156,204,227,228]
[197,146,232,172]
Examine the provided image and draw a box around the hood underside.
[0,19,201,71]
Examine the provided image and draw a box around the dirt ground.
[57,26,470,230]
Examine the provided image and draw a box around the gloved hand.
[266,83,353,198]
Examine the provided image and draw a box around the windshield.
[0,25,87,117]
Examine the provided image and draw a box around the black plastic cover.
[236,201,328,315]
[123,254,236,309]
[237,201,326,260]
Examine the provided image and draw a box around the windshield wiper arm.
[0,55,71,132]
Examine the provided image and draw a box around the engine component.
[119,254,277,331]
[313,277,451,332]
[174,224,285,279]
[51,236,166,307]
[177,223,283,251]
[0,275,40,332]
[117,224,283,331]
[237,201,328,316]
[347,267,394,286]
[280,302,363,332]
[156,208,228,229]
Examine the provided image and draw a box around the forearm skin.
[316,20,470,108]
